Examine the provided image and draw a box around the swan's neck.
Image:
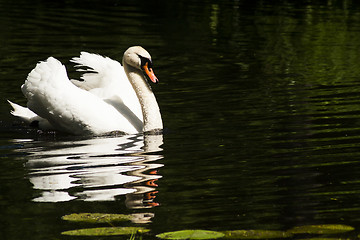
[123,62,163,132]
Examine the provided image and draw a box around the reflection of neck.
[123,63,163,132]
[124,138,164,210]
[144,134,163,152]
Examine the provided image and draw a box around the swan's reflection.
[14,134,163,208]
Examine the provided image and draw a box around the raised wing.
[21,57,140,135]
[70,52,143,121]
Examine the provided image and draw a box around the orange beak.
[143,62,159,83]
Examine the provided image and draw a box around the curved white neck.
[123,62,163,132]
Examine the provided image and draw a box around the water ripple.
[13,134,163,207]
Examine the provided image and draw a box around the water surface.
[2,1,360,239]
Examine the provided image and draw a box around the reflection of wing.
[16,134,163,207]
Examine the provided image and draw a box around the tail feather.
[8,100,37,121]
[8,100,53,130]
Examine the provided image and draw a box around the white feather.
[70,52,142,121]
[8,100,53,130]
[8,46,162,135]
[13,57,140,135]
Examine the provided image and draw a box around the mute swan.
[8,46,163,135]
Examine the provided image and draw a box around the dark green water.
[2,0,360,239]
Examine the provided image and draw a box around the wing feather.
[70,52,143,121]
[21,57,139,135]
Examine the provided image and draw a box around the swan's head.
[123,46,158,83]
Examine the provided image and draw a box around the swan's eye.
[139,55,152,68]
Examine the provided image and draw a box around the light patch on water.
[13,134,163,207]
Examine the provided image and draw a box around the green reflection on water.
[2,1,360,240]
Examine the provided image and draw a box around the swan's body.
[8,46,163,135]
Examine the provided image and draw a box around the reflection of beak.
[143,62,159,83]
[146,179,158,187]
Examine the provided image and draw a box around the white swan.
[8,46,163,135]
